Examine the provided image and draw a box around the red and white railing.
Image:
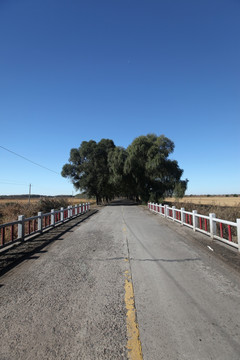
[148,202,240,251]
[0,203,90,249]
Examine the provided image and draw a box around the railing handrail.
[148,202,240,252]
[0,202,91,249]
[0,220,20,228]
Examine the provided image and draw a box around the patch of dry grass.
[164,201,240,223]
[0,197,96,225]
[165,196,240,207]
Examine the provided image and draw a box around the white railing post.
[236,219,240,252]
[38,212,43,233]
[51,209,55,226]
[18,215,25,241]
[192,210,198,231]
[172,206,176,221]
[67,206,71,218]
[164,205,167,218]
[60,207,64,222]
[209,213,216,238]
[160,204,163,215]
[181,208,185,225]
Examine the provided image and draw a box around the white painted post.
[181,208,185,225]
[38,212,43,233]
[192,210,198,231]
[209,213,216,238]
[172,206,176,221]
[75,205,78,216]
[164,205,168,218]
[51,209,55,226]
[60,207,64,222]
[18,215,25,241]
[237,219,240,253]
[160,204,163,215]
[67,206,71,218]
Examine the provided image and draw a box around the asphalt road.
[0,204,240,359]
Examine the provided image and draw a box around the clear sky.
[0,0,239,196]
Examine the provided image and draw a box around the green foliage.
[124,134,186,202]
[62,139,116,204]
[173,180,188,201]
[62,134,188,204]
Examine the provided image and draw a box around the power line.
[0,181,27,186]
[0,145,60,175]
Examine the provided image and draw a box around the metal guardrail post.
[164,205,167,218]
[60,207,64,222]
[209,213,216,238]
[192,210,198,231]
[51,209,55,227]
[67,206,71,218]
[181,208,185,225]
[236,219,240,252]
[18,215,25,241]
[172,206,176,220]
[38,212,43,233]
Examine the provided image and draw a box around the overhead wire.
[0,145,60,175]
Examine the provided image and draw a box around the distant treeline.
[0,195,73,199]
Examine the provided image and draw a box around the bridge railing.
[148,202,240,252]
[0,203,90,249]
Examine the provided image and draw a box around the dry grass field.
[0,197,95,206]
[164,196,240,207]
[0,197,96,225]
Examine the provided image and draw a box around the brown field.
[0,197,96,225]
[164,196,240,207]
[0,197,96,206]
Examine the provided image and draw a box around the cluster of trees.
[61,134,188,204]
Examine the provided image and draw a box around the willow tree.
[62,134,188,204]
[61,139,115,204]
[124,134,187,202]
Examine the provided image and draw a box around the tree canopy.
[61,134,188,204]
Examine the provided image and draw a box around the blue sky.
[0,0,239,196]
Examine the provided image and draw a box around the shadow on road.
[0,209,98,278]
[107,199,139,206]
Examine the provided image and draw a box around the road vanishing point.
[0,200,240,359]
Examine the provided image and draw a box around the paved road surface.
[0,204,240,359]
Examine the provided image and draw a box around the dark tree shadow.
[0,210,98,277]
[107,199,139,206]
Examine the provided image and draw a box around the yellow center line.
[122,206,143,359]
[124,272,143,360]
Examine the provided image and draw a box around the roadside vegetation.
[0,197,95,225]
[164,199,240,223]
